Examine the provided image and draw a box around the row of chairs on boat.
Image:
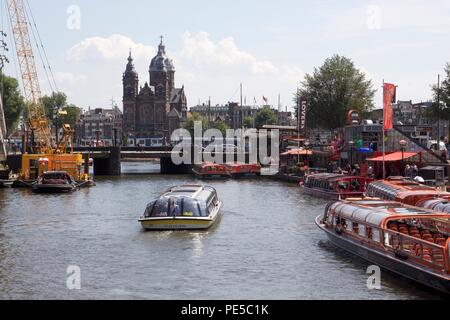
[387,223,447,266]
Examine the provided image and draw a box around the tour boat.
[33,171,79,193]
[299,173,373,200]
[225,162,261,178]
[315,199,450,293]
[139,185,222,230]
[365,177,450,206]
[192,162,231,179]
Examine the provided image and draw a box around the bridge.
[72,146,252,175]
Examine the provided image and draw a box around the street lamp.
[399,139,408,164]
[349,140,355,169]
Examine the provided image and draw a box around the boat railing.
[383,229,448,273]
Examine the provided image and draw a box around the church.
[122,38,187,144]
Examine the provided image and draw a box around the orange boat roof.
[366,152,417,162]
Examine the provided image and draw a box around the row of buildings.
[74,38,295,146]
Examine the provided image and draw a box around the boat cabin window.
[358,225,366,237]
[337,181,349,191]
[144,201,156,218]
[371,229,381,243]
[182,199,202,217]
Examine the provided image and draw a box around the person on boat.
[169,198,181,216]
[368,166,374,178]
[411,164,419,179]
[404,164,411,178]
[439,136,448,161]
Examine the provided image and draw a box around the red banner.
[383,83,396,131]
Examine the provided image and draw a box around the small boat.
[366,176,450,206]
[33,171,79,193]
[315,199,450,293]
[139,185,222,230]
[192,162,230,179]
[225,162,261,178]
[299,173,373,200]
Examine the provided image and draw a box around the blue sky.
[2,0,450,111]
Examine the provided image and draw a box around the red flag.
[383,83,396,131]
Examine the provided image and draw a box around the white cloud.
[54,72,87,86]
[66,34,155,62]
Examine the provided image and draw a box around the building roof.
[170,87,185,104]
[150,38,174,72]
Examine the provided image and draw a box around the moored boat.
[192,162,230,179]
[225,162,261,178]
[139,185,222,230]
[33,171,78,193]
[315,199,450,293]
[299,173,373,200]
[365,176,450,206]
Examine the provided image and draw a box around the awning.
[281,149,313,156]
[366,152,418,162]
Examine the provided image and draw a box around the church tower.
[149,37,175,137]
[123,51,139,135]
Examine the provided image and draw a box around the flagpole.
[382,80,386,180]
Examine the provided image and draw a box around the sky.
[1,0,450,112]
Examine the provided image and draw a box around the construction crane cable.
[23,2,53,93]
[24,0,58,92]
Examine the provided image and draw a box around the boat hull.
[33,184,77,193]
[315,216,450,294]
[192,168,230,179]
[139,216,219,230]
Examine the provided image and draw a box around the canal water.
[0,162,443,299]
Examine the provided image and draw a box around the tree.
[243,116,254,128]
[41,92,80,128]
[295,54,375,129]
[210,120,229,136]
[183,112,209,134]
[428,63,450,123]
[1,73,25,133]
[255,106,278,127]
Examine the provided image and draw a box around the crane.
[6,0,53,154]
[5,0,86,181]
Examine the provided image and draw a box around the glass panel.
[144,201,155,218]
[182,199,202,217]
[151,198,170,217]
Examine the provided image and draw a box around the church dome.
[150,37,175,72]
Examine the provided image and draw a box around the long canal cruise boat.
[139,185,222,230]
[300,173,373,200]
[316,199,450,293]
[192,162,231,179]
[365,176,450,207]
[225,162,261,178]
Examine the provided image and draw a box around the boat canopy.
[366,152,418,162]
[144,185,219,218]
[330,200,448,228]
[418,198,450,213]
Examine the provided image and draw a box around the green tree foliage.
[41,92,80,128]
[210,120,229,136]
[183,112,209,134]
[1,73,25,133]
[255,106,278,127]
[427,63,450,121]
[243,116,254,128]
[295,55,375,129]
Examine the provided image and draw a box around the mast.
[382,80,386,179]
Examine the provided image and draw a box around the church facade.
[122,38,187,143]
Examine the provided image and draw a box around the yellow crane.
[6,0,87,181]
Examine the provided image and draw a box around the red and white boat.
[299,173,373,200]
[225,163,261,178]
[192,162,231,179]
[316,199,450,293]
